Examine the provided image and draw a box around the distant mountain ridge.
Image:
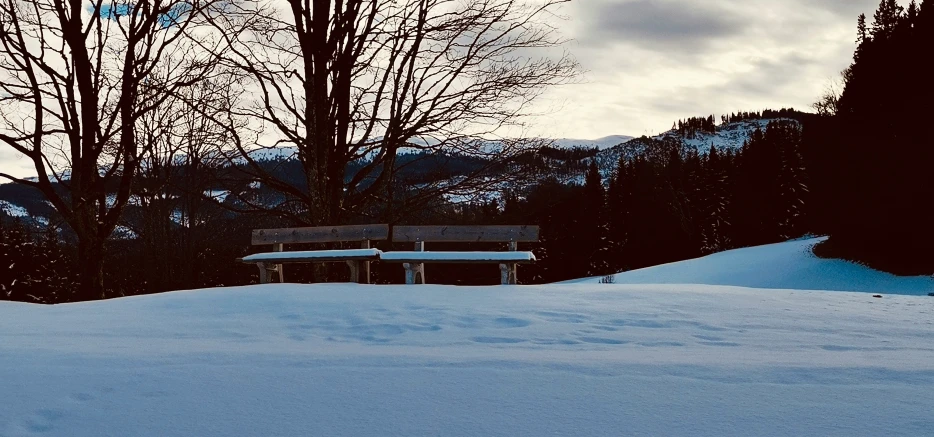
[552,135,635,150]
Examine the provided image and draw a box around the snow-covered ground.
[3,280,934,436]
[567,237,934,295]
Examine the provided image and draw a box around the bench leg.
[257,262,269,284]
[499,263,517,285]
[403,263,425,284]
[347,261,360,283]
[272,244,285,283]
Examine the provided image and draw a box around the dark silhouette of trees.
[0,0,225,299]
[821,0,934,273]
[577,161,610,277]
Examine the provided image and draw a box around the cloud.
[717,53,822,98]
[578,0,749,53]
[526,0,881,140]
[800,0,879,17]
[0,148,35,180]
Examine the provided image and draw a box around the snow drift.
[566,237,934,295]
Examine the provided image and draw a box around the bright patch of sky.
[528,0,879,139]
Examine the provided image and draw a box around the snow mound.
[565,237,934,295]
[3,283,934,436]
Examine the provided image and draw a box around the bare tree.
[813,68,849,117]
[131,74,239,291]
[201,0,578,226]
[0,0,221,299]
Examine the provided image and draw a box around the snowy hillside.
[567,237,934,295]
[552,135,634,150]
[0,199,28,218]
[599,118,798,163]
[242,135,636,162]
[661,118,785,153]
[3,283,934,436]
[0,199,50,226]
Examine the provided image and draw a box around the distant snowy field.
[3,280,934,436]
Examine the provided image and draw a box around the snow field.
[2,283,934,436]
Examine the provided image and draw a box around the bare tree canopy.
[201,0,579,225]
[0,0,578,296]
[0,0,223,298]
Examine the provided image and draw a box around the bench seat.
[241,224,389,284]
[240,248,382,264]
[380,251,535,263]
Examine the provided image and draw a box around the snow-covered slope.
[566,237,934,295]
[600,118,797,165]
[3,283,934,436]
[0,199,28,218]
[552,135,634,150]
[0,199,50,226]
[659,119,783,153]
[238,135,637,162]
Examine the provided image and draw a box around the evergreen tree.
[34,226,75,303]
[772,122,808,239]
[699,146,732,253]
[607,157,632,271]
[871,0,904,39]
[0,219,37,302]
[858,13,869,44]
[578,161,611,277]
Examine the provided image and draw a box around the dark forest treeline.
[491,119,809,282]
[812,0,934,273]
[675,116,717,138]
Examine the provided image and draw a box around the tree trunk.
[77,236,106,301]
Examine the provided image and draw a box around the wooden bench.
[238,224,389,284]
[380,225,539,285]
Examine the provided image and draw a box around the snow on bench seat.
[380,251,536,263]
[241,248,382,263]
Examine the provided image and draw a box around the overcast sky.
[531,0,878,139]
[0,0,879,178]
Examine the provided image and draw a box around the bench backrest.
[392,225,539,243]
[252,224,390,246]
